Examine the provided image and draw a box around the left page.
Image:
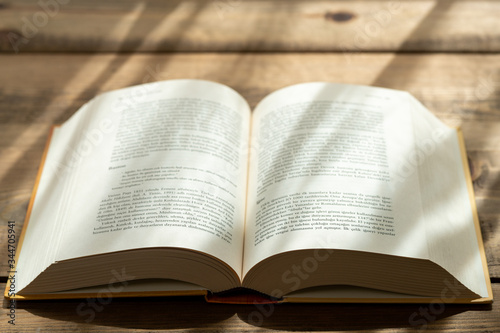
[16,80,251,292]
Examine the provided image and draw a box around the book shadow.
[8,297,492,331]
[10,296,232,330]
[236,302,493,331]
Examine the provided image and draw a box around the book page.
[34,80,249,280]
[243,83,430,276]
[408,97,489,298]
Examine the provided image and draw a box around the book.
[5,80,492,304]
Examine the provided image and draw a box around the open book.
[6,80,492,303]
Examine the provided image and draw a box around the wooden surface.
[1,52,499,332]
[0,0,500,52]
[1,0,500,332]
[0,283,499,332]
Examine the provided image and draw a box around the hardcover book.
[5,80,492,304]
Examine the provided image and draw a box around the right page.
[243,82,489,299]
[407,95,490,299]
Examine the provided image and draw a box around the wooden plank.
[1,1,500,52]
[0,53,499,279]
[0,283,499,332]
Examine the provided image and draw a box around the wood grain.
[0,53,499,279]
[0,0,500,52]
[0,283,499,332]
[1,2,498,331]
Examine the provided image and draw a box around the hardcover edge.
[455,127,493,303]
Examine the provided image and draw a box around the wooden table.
[1,1,499,331]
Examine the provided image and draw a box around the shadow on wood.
[4,296,493,331]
